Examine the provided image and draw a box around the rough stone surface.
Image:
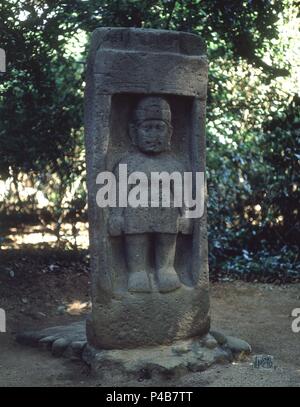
[16,322,250,379]
[16,321,87,359]
[82,340,229,381]
[84,27,209,350]
[225,336,252,354]
[210,330,228,345]
[87,287,210,349]
[201,333,219,349]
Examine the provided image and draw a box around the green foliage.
[208,96,300,278]
[0,1,84,176]
[0,1,87,245]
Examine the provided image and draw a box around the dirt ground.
[0,251,299,387]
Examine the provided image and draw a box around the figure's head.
[130,96,172,154]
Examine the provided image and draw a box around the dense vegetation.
[0,0,299,279]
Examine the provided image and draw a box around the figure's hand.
[108,215,124,236]
[178,217,193,235]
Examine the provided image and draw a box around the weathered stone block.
[84,28,209,349]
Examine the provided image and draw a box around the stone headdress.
[133,96,171,125]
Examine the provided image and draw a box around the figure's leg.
[125,234,151,292]
[155,233,181,293]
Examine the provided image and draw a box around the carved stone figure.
[108,96,193,294]
[84,28,210,350]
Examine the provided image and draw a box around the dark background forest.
[0,0,299,282]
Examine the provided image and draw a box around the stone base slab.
[16,319,251,381]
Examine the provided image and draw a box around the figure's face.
[136,119,170,154]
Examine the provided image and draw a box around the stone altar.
[84,28,209,350]
[16,28,251,381]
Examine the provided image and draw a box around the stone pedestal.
[85,27,209,350]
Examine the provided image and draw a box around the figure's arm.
[174,158,194,235]
[107,161,125,236]
[177,213,194,235]
[108,208,124,236]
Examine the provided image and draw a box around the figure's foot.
[157,267,181,293]
[128,270,151,293]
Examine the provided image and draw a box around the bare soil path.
[0,252,299,386]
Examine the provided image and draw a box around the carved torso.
[115,150,185,234]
